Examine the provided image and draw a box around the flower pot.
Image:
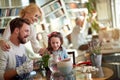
[90,54,104,78]
[90,54,102,67]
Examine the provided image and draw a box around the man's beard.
[18,33,27,44]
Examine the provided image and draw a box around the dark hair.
[10,17,30,34]
[47,31,63,53]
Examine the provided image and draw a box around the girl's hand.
[0,40,10,51]
[61,58,71,62]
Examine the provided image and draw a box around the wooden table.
[33,66,113,80]
[76,67,113,80]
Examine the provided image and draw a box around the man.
[0,18,33,80]
[0,3,46,56]
[71,16,90,50]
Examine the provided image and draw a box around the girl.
[46,32,70,80]
[47,31,69,61]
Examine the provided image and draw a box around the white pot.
[91,54,102,67]
[57,59,73,75]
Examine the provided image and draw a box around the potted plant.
[36,51,50,77]
[88,38,104,77]
[88,38,102,67]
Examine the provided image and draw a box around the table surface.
[33,66,113,80]
[101,48,120,54]
[80,67,113,80]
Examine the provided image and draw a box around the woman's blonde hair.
[19,3,42,20]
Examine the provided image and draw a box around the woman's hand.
[38,48,46,56]
[0,40,10,51]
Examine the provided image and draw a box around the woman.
[0,3,45,54]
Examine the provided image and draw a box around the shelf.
[0,18,11,28]
[60,27,72,37]
[42,1,61,15]
[61,0,89,35]
[67,8,88,12]
[45,6,63,17]
[64,0,88,3]
[39,0,73,38]
[0,0,29,29]
[0,16,19,19]
[41,0,58,8]
[0,6,23,9]
[47,15,66,27]
[63,1,88,16]
[55,14,65,20]
[0,8,22,17]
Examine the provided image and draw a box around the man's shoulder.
[73,26,79,29]
[71,26,80,35]
[0,49,10,58]
[0,49,6,54]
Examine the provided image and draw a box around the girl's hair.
[19,3,42,20]
[47,32,63,53]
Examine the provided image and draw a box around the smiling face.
[20,3,42,24]
[50,37,61,51]
[17,23,30,44]
[24,10,41,24]
[47,32,63,52]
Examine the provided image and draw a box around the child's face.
[50,37,61,51]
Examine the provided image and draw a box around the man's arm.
[4,69,17,80]
[0,50,17,80]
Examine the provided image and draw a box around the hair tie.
[47,31,58,38]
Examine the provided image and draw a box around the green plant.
[36,51,50,70]
[85,0,96,15]
[85,2,95,15]
[91,20,100,33]
[42,53,50,68]
[85,0,101,33]
[88,39,102,55]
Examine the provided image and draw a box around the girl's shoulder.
[61,47,66,50]
[59,46,64,50]
[59,47,67,52]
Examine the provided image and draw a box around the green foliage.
[42,53,50,68]
[37,52,50,70]
[88,39,102,55]
[85,0,101,33]
[85,0,96,15]
[85,2,95,14]
[91,20,100,33]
